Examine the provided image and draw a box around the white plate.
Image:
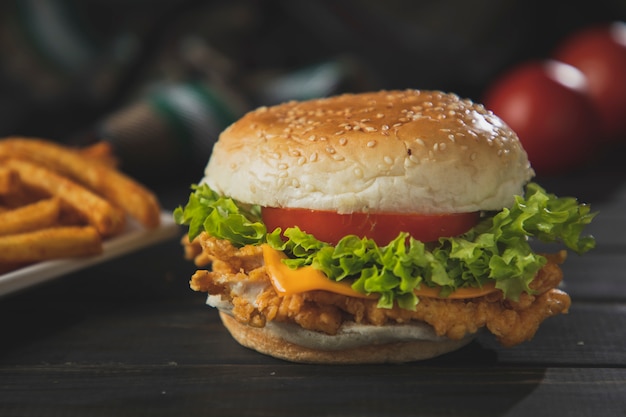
[0,211,181,297]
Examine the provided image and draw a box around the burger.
[174,90,596,364]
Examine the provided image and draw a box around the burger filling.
[175,182,595,347]
[186,233,570,347]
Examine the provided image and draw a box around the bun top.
[202,90,534,214]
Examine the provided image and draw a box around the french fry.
[0,198,61,236]
[0,136,165,276]
[0,226,102,263]
[3,159,126,237]
[0,181,48,209]
[78,141,119,168]
[0,167,19,195]
[0,138,161,228]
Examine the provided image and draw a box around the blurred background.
[1,0,625,186]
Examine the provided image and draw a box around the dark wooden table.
[1,147,625,417]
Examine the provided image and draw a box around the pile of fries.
[0,137,162,274]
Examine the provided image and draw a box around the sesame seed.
[416,139,425,146]
[326,146,336,154]
[333,154,345,161]
[297,156,306,166]
[384,156,393,165]
[309,152,318,162]
[278,163,288,170]
[367,140,377,148]
[470,152,477,160]
[338,137,348,146]
[308,135,317,141]
[439,142,446,150]
[353,167,364,178]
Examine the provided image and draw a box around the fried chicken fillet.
[184,232,570,348]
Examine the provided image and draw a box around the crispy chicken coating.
[184,233,571,347]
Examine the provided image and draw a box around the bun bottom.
[219,311,474,364]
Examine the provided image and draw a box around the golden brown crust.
[203,90,534,214]
[187,234,571,358]
[219,311,474,364]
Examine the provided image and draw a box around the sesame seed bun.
[203,90,533,214]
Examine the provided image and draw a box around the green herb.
[173,184,266,247]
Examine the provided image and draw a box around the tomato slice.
[262,208,480,246]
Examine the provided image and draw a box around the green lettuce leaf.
[174,182,596,309]
[173,184,265,247]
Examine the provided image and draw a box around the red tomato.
[262,207,480,246]
[483,60,599,175]
[553,21,626,141]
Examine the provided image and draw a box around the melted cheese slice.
[261,244,498,299]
